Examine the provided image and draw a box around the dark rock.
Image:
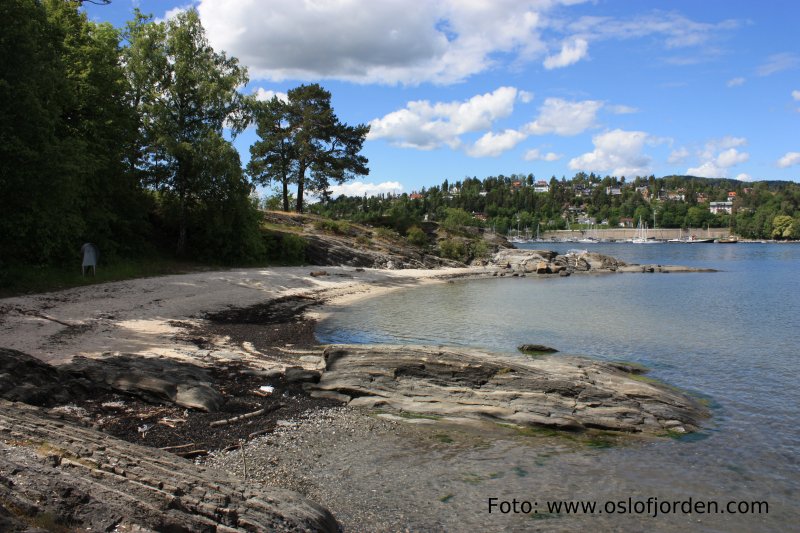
[517,344,559,354]
[310,270,329,277]
[0,348,223,412]
[284,367,322,384]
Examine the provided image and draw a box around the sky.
[83,0,800,197]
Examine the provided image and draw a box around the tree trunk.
[295,163,306,213]
[177,187,187,256]
[282,179,289,212]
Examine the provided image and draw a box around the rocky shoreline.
[0,251,713,531]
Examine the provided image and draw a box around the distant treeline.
[0,1,367,272]
[310,173,800,239]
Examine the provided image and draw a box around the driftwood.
[176,449,208,459]
[209,408,266,428]
[159,442,195,451]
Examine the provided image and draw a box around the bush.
[279,233,307,263]
[406,226,428,247]
[374,226,401,241]
[263,232,307,264]
[313,219,351,235]
[438,239,467,261]
[472,239,489,258]
[442,208,479,232]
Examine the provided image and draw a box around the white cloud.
[735,173,754,182]
[727,77,746,87]
[777,152,800,169]
[668,147,690,164]
[526,98,603,136]
[686,137,749,178]
[757,53,799,76]
[368,86,526,150]
[198,0,555,84]
[566,13,739,50]
[716,148,749,168]
[467,130,527,157]
[157,4,192,23]
[543,37,588,69]
[252,88,288,102]
[569,129,653,176]
[524,148,562,161]
[793,90,800,101]
[607,104,638,114]
[196,2,738,85]
[518,90,535,103]
[328,181,404,197]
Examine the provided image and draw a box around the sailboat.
[578,223,599,243]
[632,217,659,244]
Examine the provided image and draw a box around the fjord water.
[317,243,799,531]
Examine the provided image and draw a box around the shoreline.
[0,264,484,367]
[0,259,712,531]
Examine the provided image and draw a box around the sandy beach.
[0,265,484,368]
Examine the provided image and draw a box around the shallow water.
[317,243,800,531]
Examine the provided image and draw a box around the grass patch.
[439,494,454,503]
[261,221,304,234]
[512,466,529,478]
[461,472,483,484]
[0,257,209,298]
[627,373,663,384]
[398,412,443,421]
[373,226,402,242]
[313,219,352,235]
[531,512,560,520]
[434,433,454,444]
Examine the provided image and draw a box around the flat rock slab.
[313,345,708,434]
[0,348,223,412]
[0,400,338,532]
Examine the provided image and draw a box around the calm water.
[317,243,800,531]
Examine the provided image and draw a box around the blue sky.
[83,0,800,196]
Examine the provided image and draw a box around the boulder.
[517,344,559,354]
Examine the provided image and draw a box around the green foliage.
[442,208,478,231]
[471,239,489,259]
[313,219,352,235]
[277,233,307,264]
[374,227,401,241]
[771,215,794,239]
[125,8,251,255]
[438,239,467,262]
[252,84,370,213]
[0,0,147,266]
[406,226,428,246]
[311,173,800,241]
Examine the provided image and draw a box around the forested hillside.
[311,173,800,240]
